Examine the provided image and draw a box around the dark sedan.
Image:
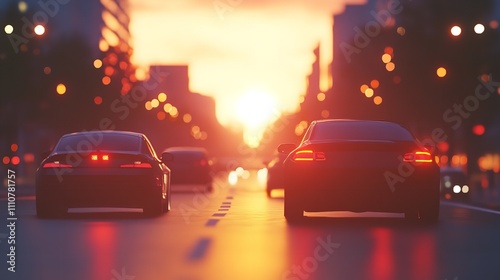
[36,130,171,217]
[162,147,213,192]
[279,119,440,223]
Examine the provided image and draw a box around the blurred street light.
[450,25,462,36]
[436,67,447,78]
[56,83,66,95]
[34,24,45,36]
[4,25,13,34]
[474,23,485,34]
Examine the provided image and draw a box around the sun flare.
[235,89,279,148]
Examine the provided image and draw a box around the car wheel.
[144,194,163,217]
[284,188,303,222]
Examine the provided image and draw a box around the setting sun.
[235,89,279,147]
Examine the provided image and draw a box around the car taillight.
[292,150,326,162]
[91,154,109,161]
[43,161,72,168]
[120,161,152,168]
[403,151,433,163]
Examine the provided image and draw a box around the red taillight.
[43,161,72,168]
[292,150,326,162]
[403,151,433,163]
[120,161,152,168]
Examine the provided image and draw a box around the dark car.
[36,131,171,218]
[162,147,213,192]
[279,119,440,223]
[440,167,470,200]
[265,152,287,197]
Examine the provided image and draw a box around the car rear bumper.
[285,165,439,213]
[36,173,161,208]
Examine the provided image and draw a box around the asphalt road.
[1,174,500,280]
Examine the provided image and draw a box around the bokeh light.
[56,83,66,95]
[183,113,192,123]
[11,144,18,152]
[474,23,485,34]
[472,124,485,136]
[163,103,172,113]
[158,92,167,102]
[93,59,103,69]
[34,24,45,36]
[43,66,51,75]
[381,53,392,63]
[321,109,330,118]
[4,25,13,34]
[2,156,9,165]
[102,76,111,85]
[145,101,152,110]
[450,25,462,36]
[360,84,369,93]
[489,20,499,29]
[18,1,28,12]
[384,46,394,56]
[157,111,166,121]
[317,92,326,102]
[94,96,103,105]
[365,88,374,98]
[370,80,379,89]
[373,96,383,105]
[396,26,406,36]
[11,156,20,165]
[151,99,160,108]
[436,67,447,78]
[385,62,395,72]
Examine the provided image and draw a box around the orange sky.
[130,0,366,147]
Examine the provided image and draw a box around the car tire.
[144,194,163,217]
[284,188,303,222]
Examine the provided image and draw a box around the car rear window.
[168,151,206,163]
[54,133,141,153]
[310,121,414,142]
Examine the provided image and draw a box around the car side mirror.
[277,143,296,154]
[161,152,174,163]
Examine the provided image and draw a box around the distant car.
[265,153,287,197]
[279,119,440,223]
[36,131,171,218]
[440,167,470,200]
[162,147,213,192]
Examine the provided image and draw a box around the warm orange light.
[365,88,374,98]
[321,109,329,118]
[317,92,326,102]
[373,96,383,105]
[169,106,179,117]
[104,66,114,76]
[158,92,167,102]
[436,67,447,78]
[93,59,103,69]
[91,155,98,161]
[490,20,499,29]
[4,25,13,34]
[385,62,395,72]
[43,66,51,75]
[151,99,160,108]
[360,84,369,93]
[56,83,66,95]
[183,113,192,123]
[102,155,109,161]
[102,76,111,85]
[370,80,380,89]
[2,156,10,165]
[381,53,392,63]
[396,26,405,36]
[11,144,18,152]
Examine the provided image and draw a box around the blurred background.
[1,0,499,198]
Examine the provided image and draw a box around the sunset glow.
[130,0,366,146]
